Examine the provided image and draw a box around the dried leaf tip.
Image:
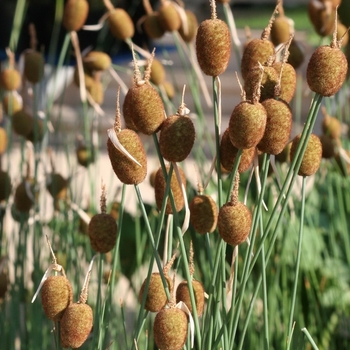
[177,85,190,116]
[100,180,107,214]
[235,72,246,101]
[189,241,195,277]
[79,255,96,304]
[131,44,143,86]
[261,1,280,40]
[230,172,240,206]
[144,48,156,82]
[29,23,38,50]
[114,87,122,132]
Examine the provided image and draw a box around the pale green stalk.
[9,0,27,51]
[301,328,320,350]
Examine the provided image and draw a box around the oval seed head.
[306,42,348,96]
[108,8,135,40]
[0,68,21,91]
[73,66,94,88]
[138,272,172,312]
[196,18,231,77]
[161,80,175,100]
[244,66,279,102]
[290,133,322,176]
[76,144,95,167]
[272,61,297,103]
[26,116,44,144]
[24,51,45,83]
[220,128,255,173]
[123,83,165,135]
[218,201,252,246]
[322,108,342,139]
[107,129,147,185]
[319,134,336,159]
[189,194,218,234]
[154,164,186,214]
[179,9,198,43]
[153,307,188,350]
[176,279,205,316]
[87,78,104,105]
[88,213,117,253]
[2,92,22,115]
[60,303,93,349]
[158,1,182,32]
[241,38,275,81]
[0,127,8,155]
[46,173,68,200]
[14,179,35,212]
[308,0,335,37]
[287,39,305,69]
[0,170,12,202]
[83,51,111,71]
[337,20,349,46]
[62,0,89,32]
[258,98,293,155]
[270,15,294,46]
[41,275,73,321]
[159,115,195,162]
[228,101,267,149]
[12,110,34,137]
[143,13,166,39]
[275,141,291,163]
[335,149,350,176]
[150,58,166,85]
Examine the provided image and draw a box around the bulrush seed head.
[176,279,205,316]
[290,133,322,176]
[87,78,104,105]
[0,68,21,91]
[150,58,166,85]
[158,1,182,32]
[139,272,173,312]
[0,127,8,155]
[258,98,293,155]
[218,201,252,246]
[24,51,44,84]
[12,110,34,138]
[308,0,335,37]
[159,86,195,162]
[287,39,305,69]
[46,173,68,200]
[320,134,336,159]
[270,15,294,46]
[220,128,255,173]
[0,170,11,202]
[307,22,348,96]
[275,141,291,163]
[272,61,297,103]
[153,307,188,350]
[228,101,267,149]
[189,194,218,234]
[73,66,94,88]
[60,303,93,348]
[143,13,165,39]
[2,92,22,115]
[14,179,35,212]
[107,8,135,41]
[83,51,111,71]
[123,50,165,135]
[196,1,231,77]
[62,0,89,32]
[321,106,342,139]
[107,129,147,184]
[178,9,198,43]
[154,164,186,214]
[41,275,73,321]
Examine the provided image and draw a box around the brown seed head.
[189,194,218,234]
[2,92,22,115]
[0,127,8,155]
[14,179,35,212]
[158,1,182,32]
[150,58,166,85]
[153,307,188,350]
[321,106,342,139]
[308,0,335,37]
[108,8,135,40]
[272,61,297,103]
[63,0,89,32]
[60,303,93,348]
[176,279,205,316]
[46,173,68,200]
[178,9,198,43]
[24,51,45,83]
[0,68,21,91]
[83,51,111,71]
[41,275,73,321]
[0,170,11,202]
[139,272,173,312]
[290,133,322,176]
[270,15,294,46]
[143,13,166,39]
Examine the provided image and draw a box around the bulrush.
[159,86,195,162]
[218,173,252,246]
[290,133,322,176]
[107,88,147,185]
[123,48,165,135]
[228,71,267,149]
[240,4,278,80]
[306,16,348,96]
[103,0,135,41]
[154,164,186,214]
[195,0,231,77]
[158,0,182,32]
[88,183,117,253]
[62,0,89,32]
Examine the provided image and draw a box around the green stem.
[9,0,27,52]
[286,176,307,350]
[301,328,320,350]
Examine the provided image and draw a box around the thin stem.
[301,328,320,350]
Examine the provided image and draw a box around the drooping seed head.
[60,303,93,349]
[272,61,297,103]
[270,15,294,46]
[176,279,205,316]
[178,9,198,43]
[143,13,166,39]
[62,0,89,32]
[0,68,21,91]
[83,51,111,71]
[139,272,172,312]
[41,275,73,321]
[153,307,188,350]
[308,0,335,37]
[46,173,69,200]
[107,8,135,40]
[24,51,45,83]
[14,178,35,212]
[290,133,322,176]
[287,39,305,69]
[150,58,166,85]
[319,134,336,159]
[154,164,186,214]
[88,213,117,253]
[220,128,255,173]
[321,106,342,139]
[158,1,182,32]
[189,194,218,234]
[87,77,104,105]
[258,98,293,155]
